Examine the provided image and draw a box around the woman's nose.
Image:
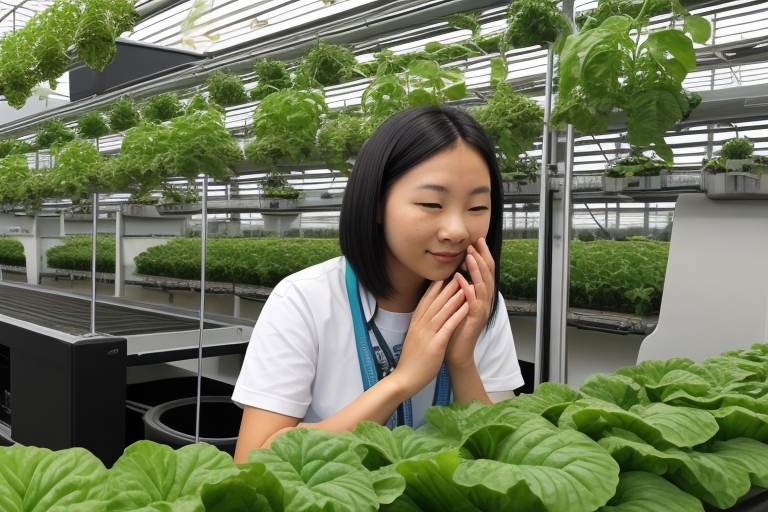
[438,213,469,242]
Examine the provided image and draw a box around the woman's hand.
[444,237,495,371]
[389,276,468,398]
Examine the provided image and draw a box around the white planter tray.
[704,171,768,199]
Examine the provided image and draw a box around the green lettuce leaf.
[351,422,452,470]
[710,406,768,442]
[395,449,547,511]
[105,441,238,511]
[0,445,108,512]
[420,399,539,442]
[247,428,384,511]
[599,471,704,511]
[614,358,695,388]
[598,429,761,509]
[580,373,649,410]
[560,399,718,448]
[454,416,620,512]
[201,463,283,512]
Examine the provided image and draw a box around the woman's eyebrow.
[416,184,491,195]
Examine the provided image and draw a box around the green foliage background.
[0,237,25,266]
[46,234,116,273]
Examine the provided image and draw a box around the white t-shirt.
[232,256,524,427]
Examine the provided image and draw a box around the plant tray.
[503,181,541,195]
[155,203,202,215]
[704,171,768,199]
[623,175,663,190]
[602,177,624,192]
[121,204,162,218]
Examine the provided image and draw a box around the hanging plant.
[75,0,138,72]
[41,138,106,202]
[249,58,292,101]
[141,93,184,123]
[206,71,248,107]
[109,96,141,132]
[36,119,76,150]
[264,186,300,199]
[318,112,370,174]
[0,139,35,159]
[161,184,199,204]
[605,149,668,177]
[447,10,483,38]
[105,122,173,194]
[507,0,571,49]
[0,154,41,207]
[185,93,210,114]
[473,83,544,161]
[295,41,357,88]
[577,0,673,30]
[501,156,540,184]
[77,112,110,139]
[245,89,326,167]
[552,0,711,162]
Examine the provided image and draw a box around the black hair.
[339,105,504,321]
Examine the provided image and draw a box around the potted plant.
[703,137,767,197]
[501,156,540,194]
[206,71,249,107]
[249,58,291,101]
[603,150,667,192]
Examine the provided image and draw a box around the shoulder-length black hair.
[340,105,504,320]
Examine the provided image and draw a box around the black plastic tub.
[143,396,242,456]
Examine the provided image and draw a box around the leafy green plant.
[108,96,141,132]
[0,0,137,109]
[161,184,199,204]
[141,92,184,123]
[0,139,34,158]
[264,186,300,199]
[46,234,116,273]
[185,93,210,114]
[206,71,249,107]
[720,137,754,161]
[77,111,110,139]
[501,156,540,183]
[295,40,357,88]
[245,89,326,167]
[318,112,370,174]
[578,230,597,242]
[36,119,75,149]
[6,341,768,511]
[75,0,138,72]
[552,2,711,162]
[473,83,544,161]
[250,58,292,101]
[42,138,106,201]
[507,0,571,49]
[0,237,25,266]
[447,10,482,38]
[0,154,41,208]
[577,0,677,31]
[605,150,667,177]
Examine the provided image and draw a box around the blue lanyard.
[345,259,452,427]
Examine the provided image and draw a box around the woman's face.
[380,140,492,291]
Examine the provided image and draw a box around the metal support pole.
[195,176,208,443]
[534,45,555,388]
[557,125,575,381]
[91,192,98,334]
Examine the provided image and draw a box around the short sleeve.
[474,293,525,392]
[232,282,319,418]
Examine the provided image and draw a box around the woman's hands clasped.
[389,237,494,399]
[389,275,468,398]
[445,237,495,371]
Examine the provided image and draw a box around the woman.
[232,105,524,463]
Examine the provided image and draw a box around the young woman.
[232,105,524,462]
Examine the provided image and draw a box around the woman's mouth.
[429,251,461,263]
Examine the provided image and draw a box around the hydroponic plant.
[46,234,116,273]
[0,154,41,208]
[506,0,571,49]
[250,58,292,101]
[605,150,668,177]
[206,71,249,107]
[77,111,110,139]
[552,0,711,162]
[141,92,184,123]
[35,119,75,149]
[318,112,370,174]
[0,139,34,159]
[4,343,768,511]
[108,96,141,132]
[41,138,106,202]
[0,237,25,267]
[294,40,357,88]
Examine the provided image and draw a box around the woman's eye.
[418,203,442,209]
[469,206,489,212]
